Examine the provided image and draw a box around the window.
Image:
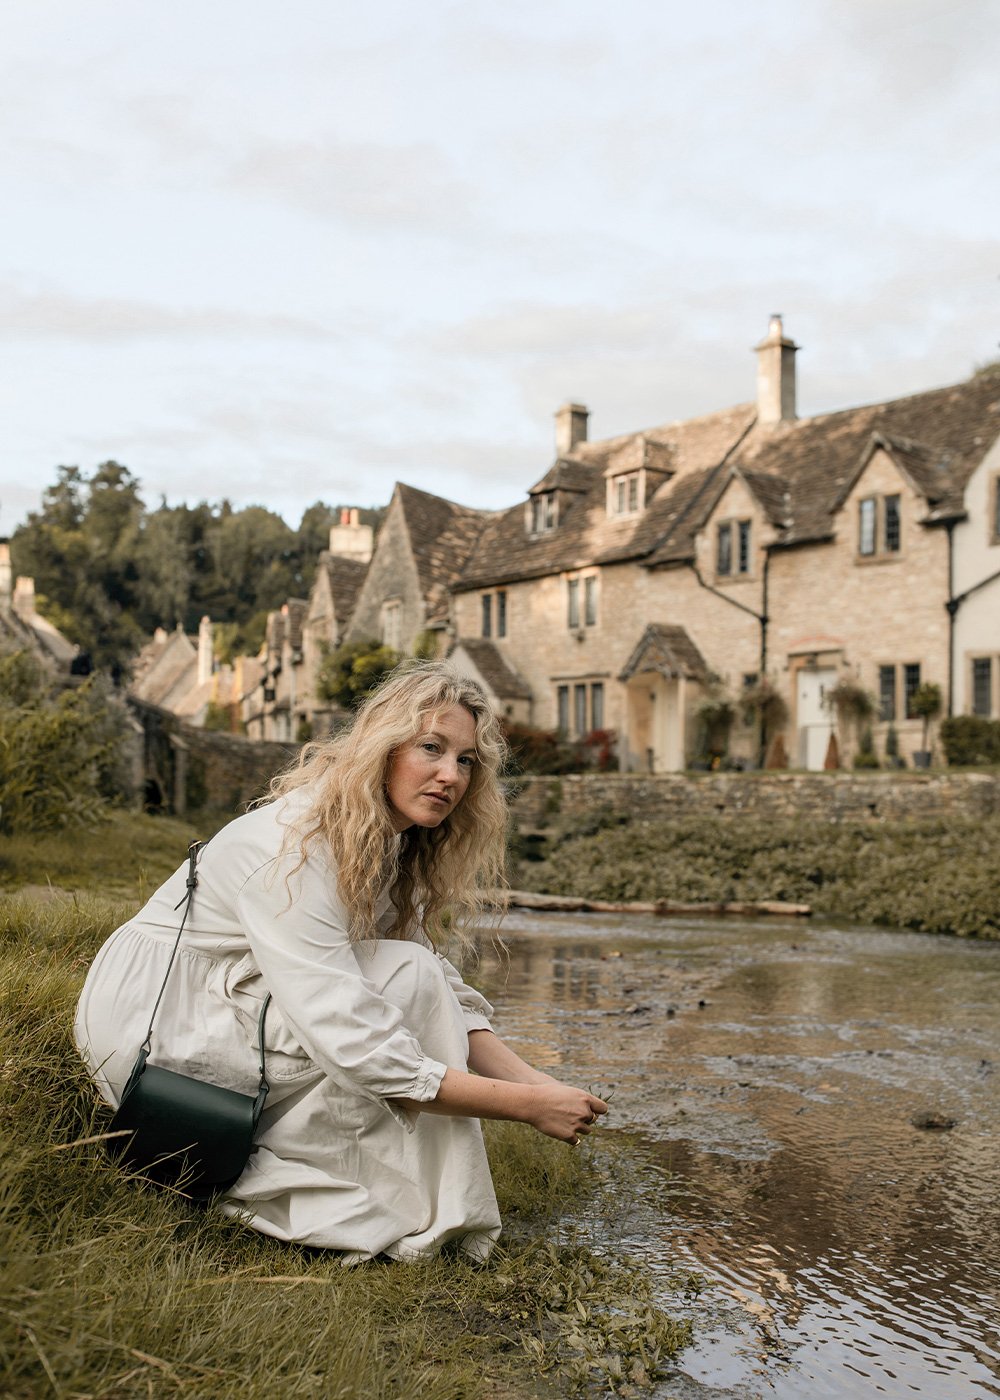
[574,684,587,736]
[717,523,732,575]
[878,665,897,722]
[380,600,402,650]
[496,589,507,638]
[884,495,901,552]
[584,575,597,626]
[611,471,641,516]
[738,520,752,574]
[566,571,598,629]
[972,657,993,716]
[904,663,922,719]
[858,494,903,558]
[557,685,569,735]
[567,578,580,628]
[530,492,556,533]
[716,520,751,577]
[591,681,604,730]
[859,498,876,556]
[481,594,492,638]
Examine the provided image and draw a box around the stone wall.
[130,699,299,815]
[507,769,1000,829]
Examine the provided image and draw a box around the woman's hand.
[524,1082,609,1144]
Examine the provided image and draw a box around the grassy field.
[0,814,694,1398]
[521,811,1000,939]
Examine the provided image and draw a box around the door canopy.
[618,623,709,683]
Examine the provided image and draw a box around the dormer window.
[611,472,641,517]
[530,492,556,534]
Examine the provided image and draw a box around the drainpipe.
[691,555,770,766]
[945,519,1000,718]
[690,558,768,679]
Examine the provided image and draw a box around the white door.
[797,668,836,770]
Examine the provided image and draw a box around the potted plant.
[824,676,876,763]
[694,678,736,765]
[911,681,942,768]
[740,676,789,768]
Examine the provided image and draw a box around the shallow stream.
[477,913,1000,1399]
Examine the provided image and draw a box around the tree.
[317,639,401,709]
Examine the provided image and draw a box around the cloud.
[0,282,332,341]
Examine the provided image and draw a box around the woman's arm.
[466,1028,557,1085]
[406,1068,608,1144]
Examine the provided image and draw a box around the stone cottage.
[449,319,1000,770]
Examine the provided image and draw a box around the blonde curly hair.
[264,660,509,947]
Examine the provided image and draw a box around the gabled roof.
[450,638,532,700]
[727,370,1000,548]
[457,403,756,589]
[313,553,367,630]
[395,482,492,613]
[618,623,709,682]
[130,628,197,707]
[527,457,598,496]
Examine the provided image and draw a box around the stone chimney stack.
[754,315,799,426]
[197,615,213,686]
[555,402,589,457]
[328,507,374,564]
[12,576,35,619]
[0,541,10,608]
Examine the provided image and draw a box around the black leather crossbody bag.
[107,841,271,1200]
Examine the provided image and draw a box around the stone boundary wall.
[506,771,1000,828]
[129,698,300,814]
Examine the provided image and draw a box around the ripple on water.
[481,916,1000,1399]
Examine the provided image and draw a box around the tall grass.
[0,884,692,1398]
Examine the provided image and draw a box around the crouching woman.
[75,662,607,1261]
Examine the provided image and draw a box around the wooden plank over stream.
[494,890,812,917]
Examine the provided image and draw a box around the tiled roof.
[527,457,597,496]
[451,638,532,700]
[618,623,710,682]
[457,403,755,589]
[396,483,492,613]
[723,370,1000,551]
[316,553,366,630]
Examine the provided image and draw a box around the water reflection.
[475,914,1000,1399]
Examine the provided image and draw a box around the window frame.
[480,593,492,639]
[530,492,556,534]
[566,569,599,630]
[971,656,993,717]
[496,589,507,639]
[903,662,922,719]
[858,497,877,557]
[883,494,901,553]
[878,664,897,722]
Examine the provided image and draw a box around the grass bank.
[1,820,695,1398]
[520,812,1000,939]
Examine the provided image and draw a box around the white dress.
[74,789,502,1261]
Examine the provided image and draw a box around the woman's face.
[385,704,477,833]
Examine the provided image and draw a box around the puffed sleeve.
[235,846,447,1125]
[435,953,494,1034]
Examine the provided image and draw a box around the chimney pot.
[328,510,373,563]
[197,615,213,686]
[555,402,589,457]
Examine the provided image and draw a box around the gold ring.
[570,1136,580,1147]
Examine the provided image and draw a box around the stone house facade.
[0,541,80,675]
[448,319,1000,770]
[245,511,371,741]
[346,483,490,655]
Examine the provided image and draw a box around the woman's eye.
[458,755,475,769]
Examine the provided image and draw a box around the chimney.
[754,315,798,426]
[328,506,374,564]
[555,402,589,457]
[12,576,35,619]
[197,615,213,686]
[0,541,10,608]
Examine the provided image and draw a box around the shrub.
[316,639,402,709]
[853,726,880,769]
[0,651,136,833]
[940,715,1000,766]
[502,723,617,775]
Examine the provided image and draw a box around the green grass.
[523,813,1000,939]
[0,862,693,1398]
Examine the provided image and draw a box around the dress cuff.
[463,1013,494,1034]
[382,1055,448,1133]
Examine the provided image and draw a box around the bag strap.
[139,840,272,1109]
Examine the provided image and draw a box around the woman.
[76,662,607,1262]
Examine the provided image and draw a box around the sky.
[2,0,998,535]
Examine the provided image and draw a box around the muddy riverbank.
[474,911,1000,1398]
